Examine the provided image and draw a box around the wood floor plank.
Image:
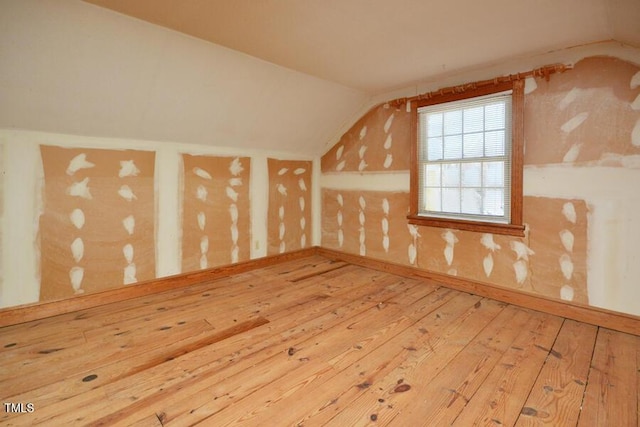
[324,297,507,426]
[451,311,564,427]
[170,288,457,426]
[229,292,492,427]
[95,278,435,426]
[385,305,536,426]
[578,328,639,427]
[516,319,597,427]
[1,255,638,427]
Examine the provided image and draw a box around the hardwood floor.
[0,255,638,426]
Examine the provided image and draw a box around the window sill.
[407,215,525,237]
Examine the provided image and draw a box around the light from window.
[417,91,512,224]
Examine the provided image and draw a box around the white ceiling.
[84,0,640,94]
[1,0,639,156]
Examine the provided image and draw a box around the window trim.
[408,80,525,237]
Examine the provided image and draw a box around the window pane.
[425,188,441,211]
[485,130,505,156]
[427,137,443,160]
[483,161,504,187]
[425,164,441,186]
[442,163,460,187]
[485,102,506,130]
[463,133,483,158]
[463,106,484,133]
[461,162,481,187]
[427,113,443,137]
[484,188,504,216]
[461,188,482,214]
[442,188,460,213]
[444,110,462,135]
[443,135,462,159]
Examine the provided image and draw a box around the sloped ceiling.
[1,0,639,155]
[84,0,640,93]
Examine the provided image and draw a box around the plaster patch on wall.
[558,88,582,110]
[182,155,251,271]
[268,159,312,255]
[562,202,577,224]
[408,225,419,265]
[524,77,537,94]
[525,57,640,166]
[71,237,84,263]
[118,185,137,201]
[632,71,640,89]
[321,103,411,172]
[66,153,95,175]
[119,160,140,178]
[563,143,582,163]
[67,178,92,200]
[631,93,640,111]
[559,229,574,252]
[70,209,85,229]
[560,284,575,301]
[632,119,640,147]
[559,253,574,280]
[442,230,459,266]
[40,146,155,301]
[561,112,589,133]
[525,197,588,304]
[193,167,212,180]
[321,189,411,263]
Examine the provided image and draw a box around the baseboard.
[0,247,319,328]
[317,247,640,336]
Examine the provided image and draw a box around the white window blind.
[417,91,512,224]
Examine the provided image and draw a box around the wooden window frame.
[407,80,525,237]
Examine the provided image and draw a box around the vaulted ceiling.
[84,0,640,93]
[1,1,639,156]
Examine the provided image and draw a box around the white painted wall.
[0,0,367,156]
[0,129,314,308]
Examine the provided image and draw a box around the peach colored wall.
[181,155,251,271]
[39,146,156,300]
[321,55,640,313]
[267,159,313,255]
[322,103,411,173]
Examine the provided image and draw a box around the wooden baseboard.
[0,247,319,328]
[317,247,640,336]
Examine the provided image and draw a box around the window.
[408,81,525,236]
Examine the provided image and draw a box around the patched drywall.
[0,130,314,308]
[321,53,640,315]
[322,103,411,173]
[322,189,413,264]
[267,159,313,255]
[525,56,640,166]
[39,146,156,300]
[181,155,251,271]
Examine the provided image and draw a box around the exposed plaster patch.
[559,229,574,252]
[631,71,640,89]
[632,119,640,147]
[558,88,582,111]
[524,77,537,94]
[193,167,212,180]
[560,112,589,133]
[562,202,577,224]
[560,285,575,301]
[563,143,582,163]
[119,160,140,178]
[66,153,95,175]
[68,178,93,200]
[70,209,85,229]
